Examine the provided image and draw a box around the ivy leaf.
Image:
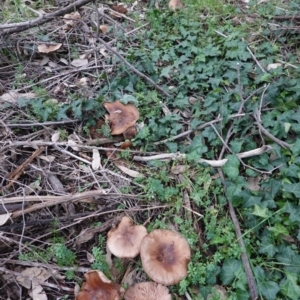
[268,223,289,237]
[235,289,250,300]
[259,235,277,257]
[160,65,172,77]
[285,202,300,223]
[120,94,138,105]
[291,138,300,156]
[280,273,300,300]
[252,204,270,218]
[222,155,240,180]
[220,259,242,285]
[283,183,300,198]
[255,266,280,300]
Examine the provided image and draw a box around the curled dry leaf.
[71,58,88,67]
[100,25,109,34]
[0,91,36,104]
[37,43,62,53]
[0,213,11,226]
[76,270,124,300]
[267,63,282,71]
[104,100,139,136]
[92,148,101,170]
[168,0,183,10]
[51,132,60,143]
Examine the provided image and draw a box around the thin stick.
[0,0,94,35]
[96,36,171,97]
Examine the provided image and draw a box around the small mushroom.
[124,282,171,300]
[140,229,191,285]
[76,270,124,300]
[104,100,139,136]
[107,216,148,258]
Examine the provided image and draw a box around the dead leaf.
[76,229,96,245]
[0,213,11,226]
[114,161,144,178]
[247,177,260,191]
[111,5,128,14]
[37,44,62,53]
[51,132,60,143]
[168,0,183,10]
[92,149,101,170]
[0,91,36,104]
[71,58,89,67]
[77,77,90,86]
[100,25,109,34]
[267,63,282,71]
[16,267,51,289]
[39,56,49,66]
[29,283,47,300]
[39,155,55,163]
[171,165,187,174]
[87,252,95,263]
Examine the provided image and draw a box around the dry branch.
[0,0,94,35]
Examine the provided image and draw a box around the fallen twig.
[2,147,45,191]
[133,145,273,167]
[0,0,94,35]
[96,36,171,97]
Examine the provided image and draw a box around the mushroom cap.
[107,216,148,258]
[140,229,191,285]
[104,100,139,135]
[76,270,124,300]
[124,282,171,300]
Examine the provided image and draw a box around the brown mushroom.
[76,270,124,300]
[140,229,191,285]
[107,216,148,258]
[124,282,171,300]
[103,100,139,136]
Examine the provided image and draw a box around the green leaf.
[291,138,300,156]
[255,266,280,300]
[220,259,242,285]
[268,223,289,237]
[120,94,138,105]
[283,183,300,197]
[160,65,172,77]
[259,235,277,257]
[252,204,270,218]
[222,155,240,180]
[280,273,300,300]
[285,202,300,223]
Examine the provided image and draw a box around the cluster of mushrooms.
[77,216,191,300]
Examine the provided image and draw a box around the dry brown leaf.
[76,229,96,245]
[100,25,109,34]
[0,91,36,104]
[114,162,144,178]
[0,213,11,226]
[171,165,187,174]
[71,58,88,67]
[111,5,128,14]
[168,0,183,10]
[37,43,62,53]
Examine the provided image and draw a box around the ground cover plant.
[0,0,300,299]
